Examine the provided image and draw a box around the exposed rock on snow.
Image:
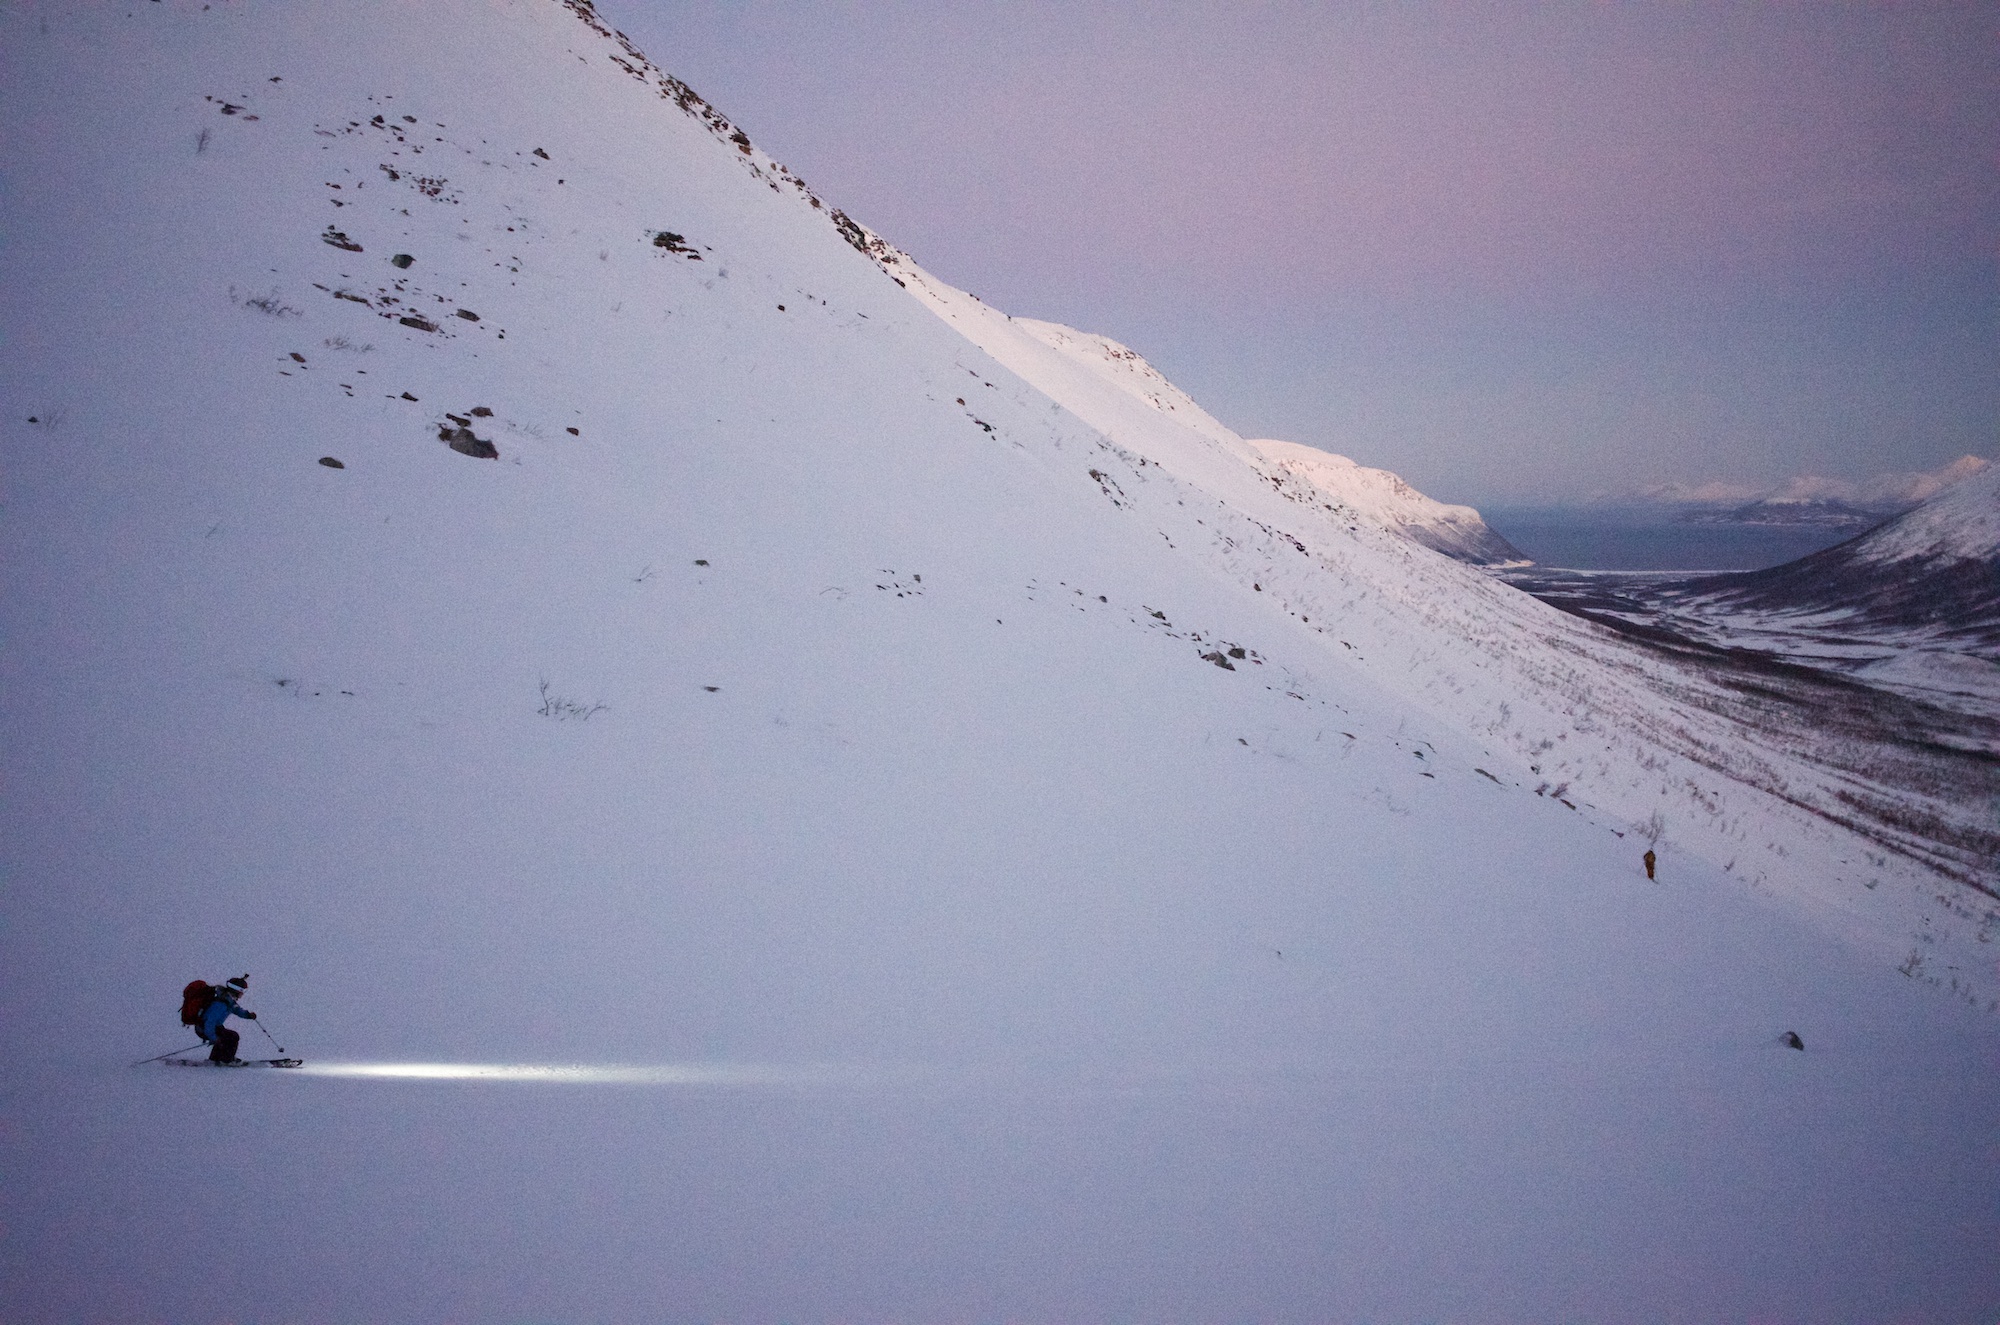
[1245,440,1529,566]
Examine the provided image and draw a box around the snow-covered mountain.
[3,3,1997,1320]
[1243,440,1529,565]
[1614,455,1991,529]
[897,253,1997,898]
[1649,459,2000,662]
[1837,458,2000,566]
[1498,458,2000,726]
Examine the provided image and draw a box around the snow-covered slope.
[1666,459,2000,643]
[899,257,1997,912]
[3,3,1997,1320]
[1245,439,1529,565]
[1841,457,2000,565]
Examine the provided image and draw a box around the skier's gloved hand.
[244,1011,257,1019]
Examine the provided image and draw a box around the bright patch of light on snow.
[300,1061,846,1086]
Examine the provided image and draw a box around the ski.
[163,1057,303,1069]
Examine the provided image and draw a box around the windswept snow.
[2,2,1997,1321]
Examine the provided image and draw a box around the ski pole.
[253,1018,288,1055]
[134,1042,206,1067]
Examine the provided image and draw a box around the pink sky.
[607,1,1996,502]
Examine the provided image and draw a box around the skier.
[193,975,258,1063]
[1643,848,1657,881]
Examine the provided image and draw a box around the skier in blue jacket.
[198,975,257,1063]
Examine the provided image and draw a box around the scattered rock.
[321,227,363,252]
[565,427,579,436]
[318,456,345,469]
[289,351,306,363]
[1201,651,1236,671]
[1781,1031,1804,1051]
[400,392,419,401]
[399,315,438,332]
[702,685,720,692]
[389,253,414,269]
[445,413,471,426]
[532,147,549,160]
[438,426,498,459]
[1227,646,1247,660]
[455,309,480,322]
[468,406,492,417]
[694,559,709,566]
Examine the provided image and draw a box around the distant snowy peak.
[1846,459,2000,565]
[1247,441,1530,567]
[1670,455,2000,643]
[1617,455,1990,527]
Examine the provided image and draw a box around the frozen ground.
[2,2,1996,1320]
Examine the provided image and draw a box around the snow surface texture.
[3,3,1998,1321]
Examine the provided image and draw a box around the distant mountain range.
[1605,455,1990,529]
[1666,459,2000,646]
[1501,456,1999,725]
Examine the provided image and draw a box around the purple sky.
[602,1,1996,504]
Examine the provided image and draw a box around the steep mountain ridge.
[897,257,1998,917]
[1244,439,1529,565]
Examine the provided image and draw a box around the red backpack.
[179,980,215,1028]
